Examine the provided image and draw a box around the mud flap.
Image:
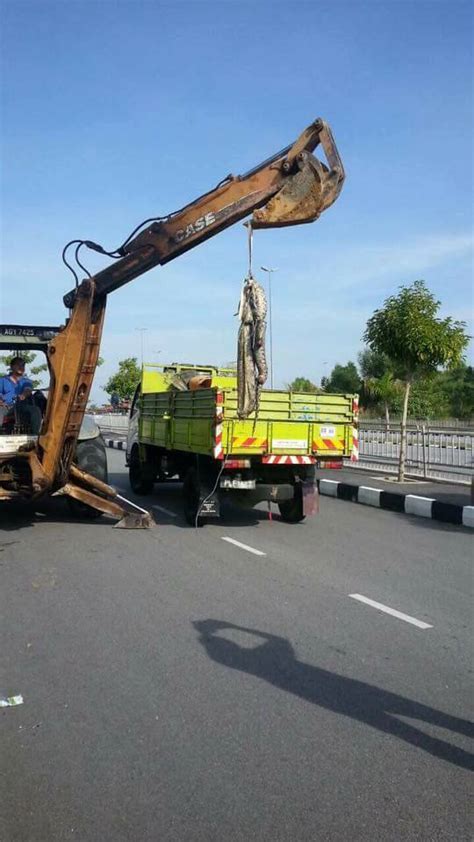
[302,481,319,517]
[198,488,220,519]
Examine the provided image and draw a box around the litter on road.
[0,695,24,708]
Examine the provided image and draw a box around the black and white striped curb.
[105,439,126,451]
[317,479,474,528]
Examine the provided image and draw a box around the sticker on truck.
[272,439,307,449]
[320,426,336,437]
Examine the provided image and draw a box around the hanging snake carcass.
[237,276,268,419]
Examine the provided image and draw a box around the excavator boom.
[64,119,343,307]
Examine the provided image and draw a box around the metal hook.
[243,221,253,278]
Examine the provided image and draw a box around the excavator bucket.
[53,465,155,528]
[252,150,344,229]
[251,119,344,229]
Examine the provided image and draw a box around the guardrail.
[360,418,474,430]
[95,415,129,432]
[353,425,473,483]
[96,415,473,484]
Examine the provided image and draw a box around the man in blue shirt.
[0,357,41,434]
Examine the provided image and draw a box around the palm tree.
[361,371,402,434]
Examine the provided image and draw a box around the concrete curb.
[105,439,126,451]
[317,479,474,528]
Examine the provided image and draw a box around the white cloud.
[283,231,473,300]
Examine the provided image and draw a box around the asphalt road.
[1,449,473,841]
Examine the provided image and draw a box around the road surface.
[1,449,472,840]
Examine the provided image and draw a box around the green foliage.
[324,361,360,394]
[406,377,451,419]
[364,280,470,479]
[437,365,474,419]
[358,349,402,421]
[358,349,392,381]
[362,371,402,411]
[287,377,319,393]
[103,357,141,400]
[0,351,48,388]
[364,280,469,380]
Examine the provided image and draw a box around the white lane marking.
[349,594,433,629]
[113,484,178,519]
[116,493,150,515]
[0,694,24,707]
[221,537,266,557]
[152,504,178,518]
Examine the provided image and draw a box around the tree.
[364,280,469,480]
[103,357,141,401]
[358,349,402,431]
[0,353,102,389]
[438,364,474,420]
[0,351,48,388]
[287,377,319,393]
[324,361,360,394]
[406,376,451,419]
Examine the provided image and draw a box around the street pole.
[261,266,278,389]
[135,328,147,366]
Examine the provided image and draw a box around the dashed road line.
[113,483,178,519]
[221,537,266,557]
[152,504,178,519]
[349,593,433,629]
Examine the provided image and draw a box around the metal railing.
[361,417,474,430]
[95,415,129,440]
[352,425,473,483]
[96,414,474,484]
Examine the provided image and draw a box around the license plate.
[0,435,37,454]
[272,439,307,449]
[220,478,256,490]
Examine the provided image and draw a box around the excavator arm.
[63,119,343,307]
[4,117,344,526]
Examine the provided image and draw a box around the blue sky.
[1,0,472,400]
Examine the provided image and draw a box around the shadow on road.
[108,471,280,528]
[401,515,472,534]
[0,498,116,531]
[194,620,474,771]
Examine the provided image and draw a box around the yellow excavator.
[0,118,344,527]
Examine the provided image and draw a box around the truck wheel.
[129,446,155,495]
[183,468,203,527]
[278,486,305,524]
[69,435,108,520]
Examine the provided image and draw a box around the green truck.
[126,364,358,525]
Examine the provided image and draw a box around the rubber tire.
[183,468,203,527]
[278,487,305,524]
[129,446,155,495]
[68,435,108,520]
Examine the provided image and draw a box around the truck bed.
[140,387,356,461]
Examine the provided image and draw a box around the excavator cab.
[0,324,108,518]
[0,325,57,442]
